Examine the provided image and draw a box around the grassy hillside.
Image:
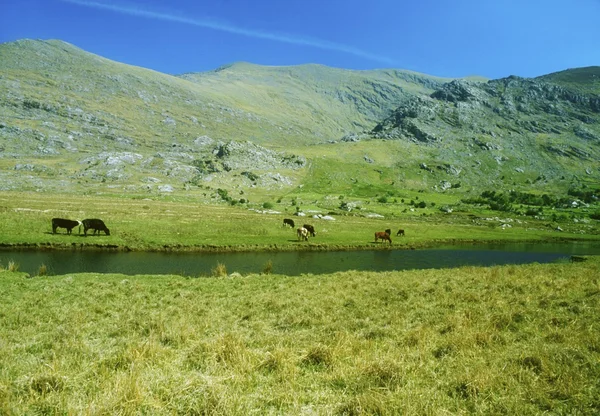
[538,66,600,95]
[1,38,599,228]
[180,61,449,137]
[0,39,445,151]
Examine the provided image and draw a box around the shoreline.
[1,236,599,254]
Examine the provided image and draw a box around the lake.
[2,242,599,276]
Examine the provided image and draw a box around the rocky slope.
[0,39,598,201]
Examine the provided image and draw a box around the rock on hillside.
[367,73,600,186]
[71,139,305,192]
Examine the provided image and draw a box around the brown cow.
[374,231,392,244]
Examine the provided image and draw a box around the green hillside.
[538,66,600,95]
[0,38,599,225]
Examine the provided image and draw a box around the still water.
[2,242,599,276]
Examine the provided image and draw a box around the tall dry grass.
[0,258,599,414]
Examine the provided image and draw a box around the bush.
[377,196,388,203]
[262,260,273,275]
[525,208,541,216]
[211,262,227,277]
[217,188,232,203]
[262,202,274,209]
[489,202,512,212]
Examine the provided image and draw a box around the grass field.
[1,191,598,254]
[1,258,599,414]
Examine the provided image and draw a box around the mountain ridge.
[0,39,598,210]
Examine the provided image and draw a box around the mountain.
[0,39,598,208]
[538,66,600,95]
[367,73,600,188]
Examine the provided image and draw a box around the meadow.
[1,258,599,414]
[1,191,598,254]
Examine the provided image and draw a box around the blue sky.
[1,0,599,79]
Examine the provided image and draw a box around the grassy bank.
[1,258,599,414]
[1,191,598,253]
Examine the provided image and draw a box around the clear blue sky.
[1,0,599,79]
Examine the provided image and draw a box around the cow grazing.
[385,228,391,236]
[82,218,110,236]
[297,227,309,241]
[303,224,316,237]
[283,218,295,228]
[52,218,81,234]
[396,229,405,236]
[374,231,392,244]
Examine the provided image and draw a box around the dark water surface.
[2,242,599,276]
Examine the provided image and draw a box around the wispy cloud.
[58,0,396,65]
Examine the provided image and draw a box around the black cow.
[303,224,316,237]
[396,229,405,236]
[385,228,391,236]
[82,218,110,236]
[283,218,295,228]
[52,218,81,234]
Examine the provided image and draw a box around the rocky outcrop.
[371,96,439,143]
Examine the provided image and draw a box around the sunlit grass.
[1,191,598,253]
[1,258,599,414]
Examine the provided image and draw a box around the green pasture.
[1,258,599,414]
[0,191,598,252]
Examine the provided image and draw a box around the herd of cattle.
[51,218,110,236]
[51,216,403,244]
[283,218,404,244]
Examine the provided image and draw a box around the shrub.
[262,260,273,275]
[489,201,512,212]
[7,261,19,272]
[525,208,542,216]
[23,99,41,110]
[377,196,388,203]
[211,262,227,277]
[241,171,259,181]
[262,202,274,209]
[217,188,231,203]
[38,264,48,276]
